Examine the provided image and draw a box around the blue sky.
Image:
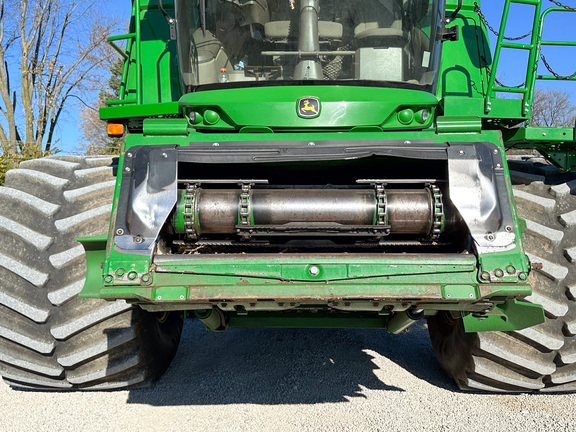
[55,0,576,153]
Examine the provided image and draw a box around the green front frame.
[79,128,542,332]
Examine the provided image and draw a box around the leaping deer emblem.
[298,98,320,117]
[302,100,317,114]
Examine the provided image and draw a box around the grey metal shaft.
[252,189,375,225]
[387,189,433,234]
[294,0,323,80]
[186,188,437,236]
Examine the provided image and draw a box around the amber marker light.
[107,123,125,136]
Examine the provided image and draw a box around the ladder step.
[541,40,576,47]
[509,0,540,4]
[493,86,528,93]
[501,42,534,50]
[537,75,576,82]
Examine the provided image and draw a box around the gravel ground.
[2,320,575,432]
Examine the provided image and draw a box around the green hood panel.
[180,86,438,129]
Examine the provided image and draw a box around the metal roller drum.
[175,186,441,238]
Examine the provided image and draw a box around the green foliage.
[0,143,45,186]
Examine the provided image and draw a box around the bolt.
[459,150,464,155]
[127,271,138,280]
[309,265,320,276]
[480,271,491,281]
[116,268,125,277]
[126,152,133,158]
[116,228,124,235]
[469,293,474,298]
[141,274,151,283]
[125,167,131,172]
[157,296,162,300]
[446,294,452,298]
[542,132,547,137]
[506,265,516,274]
[505,225,513,233]
[404,140,411,145]
[104,275,114,284]
[213,142,220,147]
[496,164,501,168]
[180,295,185,300]
[308,142,316,146]
[494,268,504,278]
[518,272,528,281]
[133,236,144,244]
[493,149,499,154]
[486,233,495,241]
[162,152,168,158]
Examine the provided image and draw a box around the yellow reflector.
[107,123,124,136]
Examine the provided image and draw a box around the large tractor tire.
[428,159,576,392]
[0,156,183,390]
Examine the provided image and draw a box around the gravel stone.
[2,321,576,432]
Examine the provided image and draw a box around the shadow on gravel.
[127,319,457,405]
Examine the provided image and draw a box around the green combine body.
[1,0,576,392]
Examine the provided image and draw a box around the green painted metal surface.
[80,0,576,334]
[179,86,437,131]
[463,299,545,332]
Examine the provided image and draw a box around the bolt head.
[480,271,491,281]
[309,265,320,276]
[127,271,138,280]
[116,228,124,236]
[104,275,114,284]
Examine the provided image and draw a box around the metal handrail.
[106,0,142,106]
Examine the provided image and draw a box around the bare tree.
[0,0,116,156]
[530,88,576,128]
[79,52,123,155]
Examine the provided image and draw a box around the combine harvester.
[1,0,576,392]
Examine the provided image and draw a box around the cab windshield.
[175,0,443,91]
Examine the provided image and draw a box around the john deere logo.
[298,97,320,118]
